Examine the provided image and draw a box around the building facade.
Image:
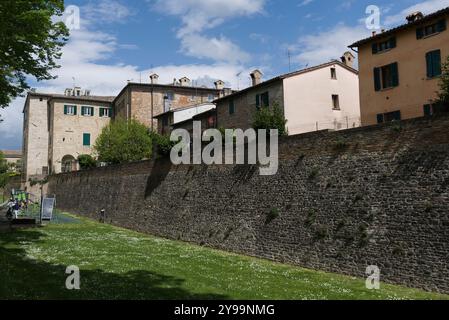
[22,89,114,187]
[215,57,360,135]
[349,7,449,126]
[113,75,229,131]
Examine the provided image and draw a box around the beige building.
[215,56,360,135]
[22,88,115,186]
[113,75,230,131]
[1,150,22,165]
[349,7,449,126]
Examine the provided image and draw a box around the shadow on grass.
[0,229,228,300]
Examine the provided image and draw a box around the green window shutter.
[83,133,91,146]
[262,92,269,107]
[73,106,77,115]
[416,27,424,39]
[109,107,113,117]
[99,108,104,117]
[372,43,378,54]
[391,62,399,87]
[90,107,94,116]
[64,105,68,115]
[374,67,381,91]
[256,94,260,108]
[376,114,384,124]
[437,19,447,32]
[81,106,85,115]
[433,50,442,77]
[426,51,433,78]
[389,37,396,49]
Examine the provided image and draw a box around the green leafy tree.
[95,118,152,164]
[149,131,177,156]
[0,0,69,114]
[438,56,449,104]
[77,154,97,170]
[0,151,9,189]
[252,104,288,136]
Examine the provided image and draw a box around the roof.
[349,6,449,48]
[28,92,115,103]
[153,102,215,119]
[1,150,22,158]
[113,82,222,105]
[214,60,358,103]
[172,109,217,127]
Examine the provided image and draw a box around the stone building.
[215,57,360,135]
[349,7,449,126]
[22,88,115,187]
[113,75,230,131]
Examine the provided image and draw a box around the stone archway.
[61,155,77,173]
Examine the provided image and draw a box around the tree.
[0,0,69,111]
[94,118,153,164]
[77,154,97,170]
[0,151,9,189]
[438,56,449,104]
[252,104,288,136]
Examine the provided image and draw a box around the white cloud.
[298,0,314,7]
[150,0,265,64]
[82,0,134,24]
[291,24,369,67]
[384,0,449,26]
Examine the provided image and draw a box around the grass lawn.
[0,212,447,300]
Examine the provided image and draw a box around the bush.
[252,103,288,136]
[439,56,449,104]
[77,154,97,170]
[94,118,152,164]
[0,151,9,189]
[150,131,177,156]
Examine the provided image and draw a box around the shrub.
[150,131,177,156]
[0,151,8,189]
[77,154,97,170]
[265,208,280,224]
[95,118,152,164]
[252,103,288,136]
[438,56,449,104]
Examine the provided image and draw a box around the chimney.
[64,88,72,96]
[179,77,191,87]
[406,11,424,23]
[341,51,355,68]
[250,70,263,86]
[372,31,377,37]
[150,73,159,84]
[214,80,225,90]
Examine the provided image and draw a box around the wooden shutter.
[90,107,94,116]
[262,92,269,107]
[391,63,399,87]
[73,106,77,115]
[426,51,433,78]
[433,50,442,76]
[416,27,424,39]
[64,105,68,115]
[372,43,378,54]
[374,67,381,91]
[83,133,90,146]
[437,19,447,32]
[376,114,384,124]
[423,104,432,116]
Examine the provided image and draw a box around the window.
[372,37,396,54]
[81,106,94,116]
[332,95,340,110]
[377,110,401,124]
[229,100,235,115]
[331,68,337,79]
[165,92,174,101]
[424,102,449,116]
[426,50,442,78]
[99,107,111,117]
[374,62,399,91]
[64,105,77,115]
[417,19,447,39]
[256,92,269,109]
[83,133,91,146]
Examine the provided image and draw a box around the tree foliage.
[149,131,177,156]
[252,104,288,136]
[94,118,153,164]
[438,56,449,104]
[0,0,69,110]
[77,154,97,170]
[0,151,9,188]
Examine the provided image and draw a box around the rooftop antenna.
[72,77,76,87]
[287,49,292,72]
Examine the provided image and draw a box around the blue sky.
[1,0,449,149]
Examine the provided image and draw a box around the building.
[349,7,449,126]
[171,109,217,136]
[22,88,115,186]
[214,55,360,135]
[1,150,22,173]
[113,75,230,131]
[154,103,216,135]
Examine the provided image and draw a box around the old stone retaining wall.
[48,115,449,293]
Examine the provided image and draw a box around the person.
[6,198,15,220]
[13,199,20,219]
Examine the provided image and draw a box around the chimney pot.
[250,70,263,86]
[214,80,225,90]
[150,73,159,84]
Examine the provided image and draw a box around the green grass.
[0,212,447,300]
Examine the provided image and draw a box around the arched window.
[61,155,77,173]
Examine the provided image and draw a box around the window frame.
[99,107,111,118]
[81,106,94,117]
[229,100,235,115]
[374,62,399,91]
[83,133,91,147]
[64,105,77,116]
[426,49,442,79]
[332,94,340,110]
[330,68,337,80]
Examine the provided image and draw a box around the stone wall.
[48,115,449,293]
